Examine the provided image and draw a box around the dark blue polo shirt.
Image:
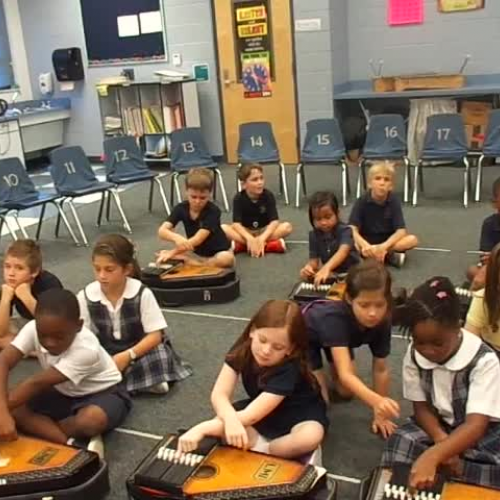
[309,223,359,272]
[480,214,500,252]
[304,300,392,369]
[349,191,405,245]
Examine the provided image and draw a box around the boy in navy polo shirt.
[223,164,292,257]
[349,162,418,268]
[157,168,234,268]
[467,177,500,289]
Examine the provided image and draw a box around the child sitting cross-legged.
[222,164,292,257]
[157,168,234,268]
[349,161,418,268]
[0,289,131,458]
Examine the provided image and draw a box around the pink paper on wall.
[388,0,424,26]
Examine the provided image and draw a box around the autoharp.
[362,464,500,500]
[0,434,108,499]
[289,277,346,304]
[127,434,326,499]
[142,260,240,307]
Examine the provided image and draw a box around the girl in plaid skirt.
[382,277,500,491]
[77,234,192,395]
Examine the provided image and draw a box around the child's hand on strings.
[300,264,316,280]
[224,417,248,450]
[0,411,17,442]
[371,416,397,439]
[178,428,204,453]
[374,396,400,421]
[156,249,177,265]
[409,450,439,491]
[314,266,331,287]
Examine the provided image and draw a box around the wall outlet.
[172,53,182,67]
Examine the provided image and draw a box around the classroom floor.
[8,161,500,500]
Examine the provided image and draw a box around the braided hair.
[397,277,461,336]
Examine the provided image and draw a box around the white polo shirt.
[77,278,167,340]
[12,321,122,397]
[403,330,500,426]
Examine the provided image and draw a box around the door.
[213,0,299,164]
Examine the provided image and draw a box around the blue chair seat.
[362,150,406,160]
[1,191,59,210]
[108,170,157,184]
[420,151,467,161]
[57,182,116,197]
[170,160,218,173]
[301,152,345,163]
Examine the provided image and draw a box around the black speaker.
[52,48,84,82]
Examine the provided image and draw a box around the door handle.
[223,69,235,87]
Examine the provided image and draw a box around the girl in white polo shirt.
[78,234,192,395]
[0,288,131,458]
[382,277,500,491]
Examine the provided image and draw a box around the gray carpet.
[7,161,500,500]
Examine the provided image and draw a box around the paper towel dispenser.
[52,48,84,82]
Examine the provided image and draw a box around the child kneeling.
[0,289,131,458]
[178,300,328,460]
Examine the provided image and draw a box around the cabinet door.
[0,121,25,167]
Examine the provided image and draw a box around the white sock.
[251,434,270,454]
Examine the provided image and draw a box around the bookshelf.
[97,79,200,161]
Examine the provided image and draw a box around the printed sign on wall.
[235,2,272,99]
[438,0,484,12]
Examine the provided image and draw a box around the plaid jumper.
[382,342,500,488]
[84,286,192,393]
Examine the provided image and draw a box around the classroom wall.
[17,0,224,157]
[0,1,13,89]
[330,0,348,86]
[293,0,334,137]
[347,0,500,81]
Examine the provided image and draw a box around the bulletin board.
[80,0,166,66]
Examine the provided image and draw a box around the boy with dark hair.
[468,177,500,290]
[223,164,292,257]
[0,240,62,348]
[0,289,131,458]
[157,168,234,268]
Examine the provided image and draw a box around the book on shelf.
[162,104,184,133]
[104,115,122,132]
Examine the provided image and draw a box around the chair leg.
[301,165,307,197]
[67,200,89,246]
[356,161,364,198]
[341,161,348,207]
[13,212,28,239]
[154,176,171,216]
[345,162,351,196]
[403,157,410,204]
[110,189,132,234]
[475,155,484,202]
[418,167,425,193]
[214,169,229,212]
[53,201,81,246]
[106,191,112,221]
[35,203,47,240]
[173,174,182,204]
[170,175,175,207]
[463,157,470,208]
[279,162,289,205]
[295,163,303,208]
[148,179,155,212]
[236,163,242,192]
[97,192,106,227]
[2,216,17,241]
[412,162,421,206]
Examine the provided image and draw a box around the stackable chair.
[357,114,411,203]
[0,157,75,243]
[237,122,289,205]
[296,118,350,207]
[103,136,170,215]
[169,127,229,211]
[413,114,470,207]
[475,110,500,202]
[49,146,130,246]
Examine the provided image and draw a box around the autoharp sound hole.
[194,464,217,479]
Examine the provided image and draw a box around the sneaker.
[145,381,170,394]
[232,241,247,254]
[387,251,406,268]
[67,435,104,460]
[264,238,287,254]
